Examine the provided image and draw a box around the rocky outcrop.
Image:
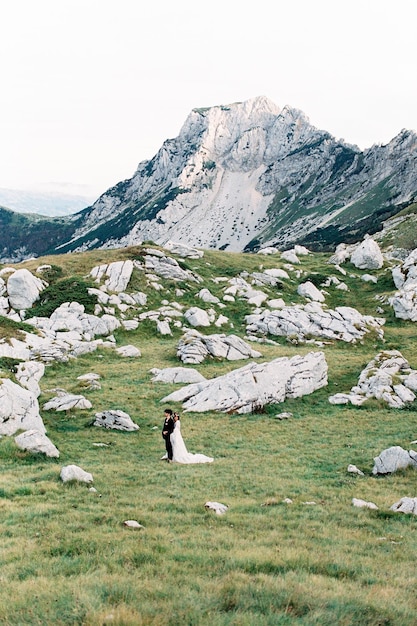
[161,351,327,414]
[329,350,417,408]
[245,302,385,344]
[176,329,262,364]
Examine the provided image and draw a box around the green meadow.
[1,246,417,625]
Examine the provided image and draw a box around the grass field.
[1,246,417,625]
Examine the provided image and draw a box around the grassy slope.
[1,246,417,625]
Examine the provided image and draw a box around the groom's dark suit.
[162,413,175,460]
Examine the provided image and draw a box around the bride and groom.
[162,408,213,464]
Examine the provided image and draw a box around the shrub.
[29,276,97,318]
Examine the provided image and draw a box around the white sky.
[0,0,416,198]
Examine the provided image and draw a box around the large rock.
[7,268,46,310]
[90,260,134,292]
[15,429,59,457]
[43,394,92,412]
[60,465,93,483]
[93,410,139,431]
[297,281,325,302]
[390,497,417,514]
[161,351,328,414]
[0,378,46,435]
[372,446,417,475]
[350,237,384,270]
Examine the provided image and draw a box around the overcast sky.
[0,0,416,199]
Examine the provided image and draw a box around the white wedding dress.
[170,420,214,464]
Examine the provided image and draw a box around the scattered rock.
[93,410,139,431]
[115,345,142,357]
[176,329,261,364]
[352,498,378,510]
[123,520,145,529]
[60,464,93,483]
[350,237,384,270]
[347,464,365,476]
[205,501,228,515]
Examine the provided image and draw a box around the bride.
[170,413,214,464]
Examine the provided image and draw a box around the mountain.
[1,96,416,261]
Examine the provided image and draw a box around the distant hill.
[0,188,94,216]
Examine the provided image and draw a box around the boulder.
[246,302,385,344]
[15,429,59,458]
[144,253,201,282]
[60,465,93,483]
[162,351,328,414]
[163,240,204,259]
[0,378,46,435]
[115,345,142,357]
[43,394,93,412]
[352,498,378,510]
[372,446,417,475]
[93,410,139,431]
[198,288,220,304]
[184,307,211,327]
[7,268,46,310]
[350,237,383,270]
[205,501,228,515]
[389,250,417,321]
[297,281,325,302]
[390,497,417,514]
[90,260,134,292]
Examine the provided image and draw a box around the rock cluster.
[246,302,384,344]
[329,350,417,408]
[176,329,262,364]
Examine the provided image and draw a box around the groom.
[162,408,175,462]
